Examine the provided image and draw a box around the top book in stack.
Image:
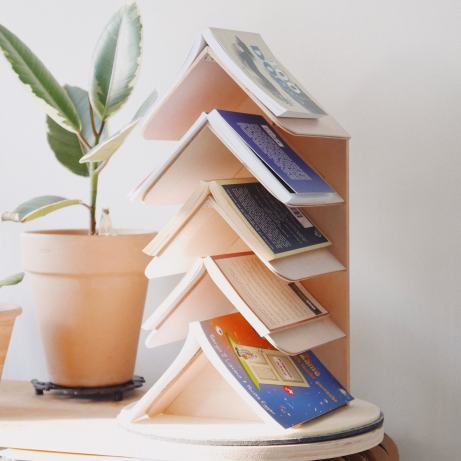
[142,27,349,139]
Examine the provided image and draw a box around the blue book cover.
[217,110,333,195]
[221,181,329,256]
[198,312,353,429]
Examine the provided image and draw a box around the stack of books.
[117,28,398,461]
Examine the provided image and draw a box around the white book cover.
[203,28,326,119]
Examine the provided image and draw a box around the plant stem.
[89,162,98,235]
[77,132,92,150]
[88,100,98,139]
[88,121,105,235]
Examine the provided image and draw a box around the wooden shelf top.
[0,381,397,461]
[0,380,151,458]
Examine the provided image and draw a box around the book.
[186,28,326,119]
[143,252,344,354]
[142,31,349,140]
[143,178,345,281]
[121,312,353,430]
[131,109,343,207]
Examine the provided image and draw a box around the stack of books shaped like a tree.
[119,313,384,459]
[120,27,398,461]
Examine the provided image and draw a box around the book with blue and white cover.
[215,110,334,195]
[131,109,343,207]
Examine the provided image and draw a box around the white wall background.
[0,1,460,459]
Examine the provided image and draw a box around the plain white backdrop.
[0,1,460,459]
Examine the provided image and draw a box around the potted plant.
[0,3,155,387]
[0,273,23,380]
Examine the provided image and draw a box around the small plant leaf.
[46,86,107,177]
[0,24,81,132]
[80,120,138,163]
[1,196,83,223]
[0,273,24,288]
[80,90,157,164]
[90,2,142,120]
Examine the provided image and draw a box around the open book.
[121,312,353,430]
[184,28,325,119]
[143,252,344,354]
[143,179,345,281]
[142,30,348,140]
[131,110,343,207]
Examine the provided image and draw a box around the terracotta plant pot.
[21,230,154,387]
[0,304,22,380]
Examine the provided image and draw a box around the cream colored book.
[143,178,345,281]
[130,110,343,207]
[143,252,344,354]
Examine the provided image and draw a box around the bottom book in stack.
[118,312,388,461]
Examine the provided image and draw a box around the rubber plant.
[0,2,156,234]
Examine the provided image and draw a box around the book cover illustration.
[217,110,333,195]
[209,28,326,117]
[199,313,353,428]
[221,181,329,255]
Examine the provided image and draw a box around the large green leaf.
[0,24,81,132]
[1,196,83,223]
[0,273,24,288]
[90,2,142,120]
[80,89,157,164]
[47,86,107,177]
[47,117,89,177]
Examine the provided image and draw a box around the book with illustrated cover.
[142,28,349,140]
[142,251,344,354]
[142,178,344,281]
[131,110,343,207]
[120,312,353,430]
[201,28,326,119]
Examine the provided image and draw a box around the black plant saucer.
[31,375,145,401]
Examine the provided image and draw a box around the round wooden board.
[120,427,384,461]
[119,399,385,460]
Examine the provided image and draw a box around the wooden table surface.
[0,380,159,459]
[0,381,397,461]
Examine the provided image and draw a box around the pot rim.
[22,229,155,238]
[0,303,22,319]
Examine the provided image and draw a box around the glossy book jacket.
[197,312,353,428]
